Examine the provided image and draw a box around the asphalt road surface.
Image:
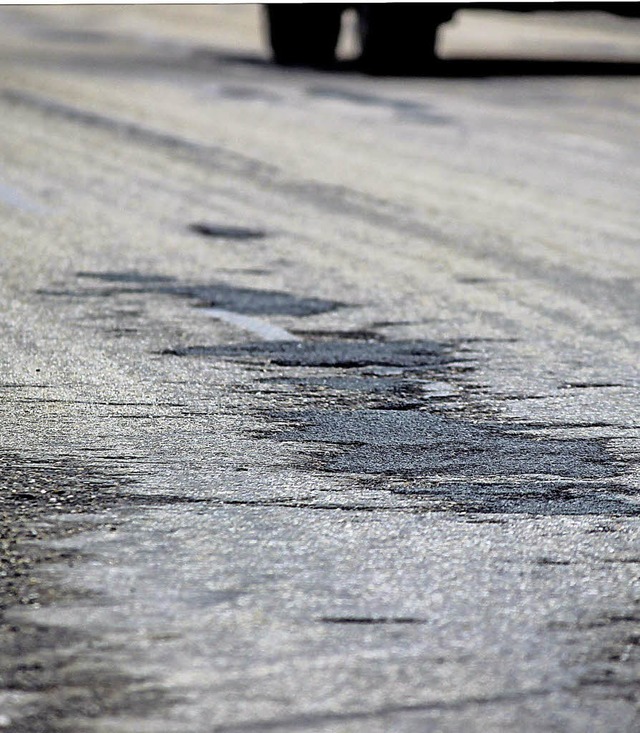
[0,6,639,733]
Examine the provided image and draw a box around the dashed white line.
[0,181,46,214]
[202,307,301,342]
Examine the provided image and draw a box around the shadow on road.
[222,52,640,78]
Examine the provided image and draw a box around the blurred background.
[2,4,640,68]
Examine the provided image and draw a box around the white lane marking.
[0,181,46,214]
[202,308,301,342]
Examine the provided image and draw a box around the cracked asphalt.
[0,6,639,732]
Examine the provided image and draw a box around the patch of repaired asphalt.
[306,86,454,125]
[0,453,180,732]
[165,337,636,517]
[289,328,384,341]
[40,271,344,317]
[163,339,464,368]
[187,222,267,240]
[205,84,282,104]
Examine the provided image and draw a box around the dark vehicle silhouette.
[263,2,640,74]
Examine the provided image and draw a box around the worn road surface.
[0,6,639,732]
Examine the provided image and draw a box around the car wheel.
[357,4,446,75]
[264,4,343,68]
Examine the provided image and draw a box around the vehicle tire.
[264,4,343,68]
[357,4,448,75]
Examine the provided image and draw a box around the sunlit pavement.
[0,6,638,732]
